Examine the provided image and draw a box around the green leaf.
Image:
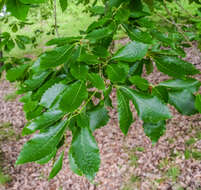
[69,148,83,176]
[103,86,113,107]
[106,64,127,83]
[129,75,149,91]
[88,73,105,90]
[59,81,88,113]
[59,0,68,12]
[143,120,166,144]
[15,39,25,50]
[6,64,29,82]
[40,45,73,68]
[22,109,65,135]
[107,0,125,9]
[78,51,100,65]
[25,106,44,120]
[16,120,67,164]
[40,83,67,108]
[88,104,109,132]
[71,126,100,180]
[32,75,65,101]
[159,78,201,93]
[6,0,29,20]
[168,89,198,116]
[48,151,64,180]
[195,94,201,113]
[129,61,143,76]
[36,148,57,165]
[19,0,47,4]
[124,26,153,44]
[152,86,168,103]
[16,35,31,44]
[70,63,89,80]
[86,24,114,42]
[0,0,6,11]
[145,59,153,74]
[121,86,172,123]
[5,39,15,52]
[153,55,200,78]
[24,70,52,90]
[117,89,133,135]
[46,36,81,46]
[112,41,149,62]
[23,100,38,113]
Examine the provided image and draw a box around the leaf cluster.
[1,0,201,181]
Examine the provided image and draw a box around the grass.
[158,158,169,170]
[0,122,16,142]
[185,138,196,146]
[167,166,180,182]
[0,170,11,185]
[0,121,19,186]
[0,151,11,186]
[121,175,141,190]
[129,154,138,167]
[135,147,145,152]
[129,175,141,183]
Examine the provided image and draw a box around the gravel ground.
[0,46,201,190]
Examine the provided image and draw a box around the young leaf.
[49,151,64,180]
[168,89,198,116]
[88,104,109,132]
[153,55,200,78]
[40,45,73,68]
[117,89,133,135]
[129,75,149,91]
[22,109,65,135]
[88,73,105,90]
[121,86,172,123]
[16,120,67,164]
[59,81,88,113]
[71,126,100,180]
[40,83,67,108]
[143,120,166,144]
[59,0,68,12]
[112,41,149,62]
[195,94,201,113]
